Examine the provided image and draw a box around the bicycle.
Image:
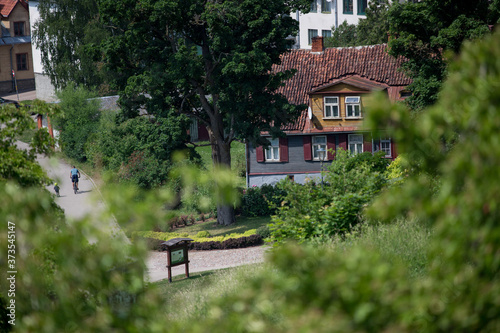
[73,180,78,194]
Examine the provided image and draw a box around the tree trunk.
[209,129,236,226]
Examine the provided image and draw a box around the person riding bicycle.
[70,166,81,191]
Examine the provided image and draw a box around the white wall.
[29,0,57,102]
[293,0,372,49]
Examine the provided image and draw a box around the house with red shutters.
[246,36,412,187]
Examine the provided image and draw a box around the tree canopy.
[324,1,390,48]
[98,0,311,225]
[387,0,499,110]
[32,0,109,93]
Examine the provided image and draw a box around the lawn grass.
[167,215,271,237]
[152,263,266,322]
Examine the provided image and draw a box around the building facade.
[0,0,34,94]
[247,37,411,187]
[292,0,371,49]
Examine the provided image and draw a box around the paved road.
[25,142,129,244]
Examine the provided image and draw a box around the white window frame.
[378,138,392,158]
[310,0,318,12]
[265,138,280,162]
[322,30,332,38]
[308,29,318,45]
[321,0,331,12]
[324,96,340,118]
[312,136,327,160]
[345,96,362,118]
[348,134,363,155]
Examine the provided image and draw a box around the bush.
[268,149,388,244]
[189,234,263,250]
[196,230,211,238]
[53,83,101,162]
[256,225,271,239]
[241,183,287,217]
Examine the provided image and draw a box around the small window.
[345,96,361,118]
[308,29,318,45]
[348,134,363,155]
[287,175,295,182]
[321,0,331,12]
[357,0,367,15]
[312,136,327,160]
[322,30,332,38]
[16,53,28,71]
[310,0,317,12]
[265,138,280,162]
[324,97,339,118]
[400,90,412,98]
[375,138,392,158]
[343,0,353,14]
[14,22,24,36]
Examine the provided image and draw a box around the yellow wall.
[310,83,369,129]
[0,3,34,82]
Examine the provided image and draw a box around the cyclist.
[70,166,81,191]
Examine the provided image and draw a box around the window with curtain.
[308,29,318,45]
[312,136,327,160]
[321,0,331,12]
[310,0,318,12]
[265,138,280,161]
[343,0,353,14]
[357,0,367,15]
[348,134,363,155]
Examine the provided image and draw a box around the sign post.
[11,70,19,101]
[161,238,194,283]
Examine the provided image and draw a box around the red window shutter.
[303,136,312,161]
[279,137,289,162]
[327,134,335,160]
[338,134,347,152]
[256,146,264,162]
[363,135,372,153]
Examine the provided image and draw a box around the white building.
[28,0,57,102]
[293,0,371,49]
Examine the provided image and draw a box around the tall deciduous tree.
[32,0,108,92]
[98,0,311,225]
[324,2,391,48]
[387,0,499,111]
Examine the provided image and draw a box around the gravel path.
[146,245,270,282]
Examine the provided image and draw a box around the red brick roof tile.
[0,0,27,17]
[274,44,412,131]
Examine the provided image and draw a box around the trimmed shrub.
[189,234,263,251]
[196,231,211,238]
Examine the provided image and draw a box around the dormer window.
[14,22,24,36]
[345,96,361,118]
[324,96,339,118]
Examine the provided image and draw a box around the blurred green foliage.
[0,103,54,186]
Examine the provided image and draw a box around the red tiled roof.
[273,44,412,131]
[0,0,27,17]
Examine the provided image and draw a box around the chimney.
[311,36,324,53]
